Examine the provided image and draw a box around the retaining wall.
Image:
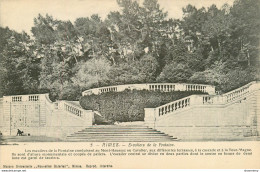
[145,82,260,140]
[0,94,94,138]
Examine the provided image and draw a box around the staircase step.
[83,126,150,128]
[68,136,174,138]
[68,135,171,138]
[73,132,165,135]
[77,130,160,133]
[66,125,175,142]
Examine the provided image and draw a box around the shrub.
[80,90,206,123]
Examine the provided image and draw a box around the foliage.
[107,54,159,85]
[72,57,111,89]
[0,30,40,96]
[157,62,192,83]
[0,0,259,99]
[80,90,205,122]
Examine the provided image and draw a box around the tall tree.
[0,31,40,96]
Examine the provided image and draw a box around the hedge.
[80,90,206,123]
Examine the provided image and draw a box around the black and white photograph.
[0,0,259,170]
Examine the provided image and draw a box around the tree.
[106,0,171,64]
[190,61,258,92]
[180,5,207,49]
[72,57,111,89]
[75,15,112,61]
[32,14,87,99]
[107,54,159,84]
[157,62,192,83]
[31,14,58,45]
[1,0,259,100]
[229,0,260,66]
[202,5,232,59]
[0,30,40,96]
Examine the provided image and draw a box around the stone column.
[83,110,94,126]
[2,96,12,135]
[189,95,203,106]
[144,108,156,128]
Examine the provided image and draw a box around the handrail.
[3,93,49,102]
[45,94,52,103]
[153,81,259,118]
[61,101,87,119]
[222,81,256,97]
[157,96,192,117]
[82,83,216,96]
[45,94,55,110]
[222,81,256,103]
[57,101,94,126]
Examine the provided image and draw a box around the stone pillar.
[249,81,259,92]
[57,101,64,110]
[23,95,29,101]
[207,86,216,95]
[2,97,11,135]
[214,95,223,104]
[175,84,181,91]
[189,95,203,106]
[144,108,156,128]
[83,110,94,126]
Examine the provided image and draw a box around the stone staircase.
[66,125,176,142]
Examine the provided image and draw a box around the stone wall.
[0,94,94,137]
[145,82,260,140]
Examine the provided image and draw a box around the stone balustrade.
[158,96,191,117]
[28,95,39,101]
[222,82,255,103]
[11,96,22,102]
[2,94,93,121]
[4,94,46,102]
[144,81,260,140]
[82,83,216,96]
[145,81,260,124]
[57,101,93,122]
[63,102,83,118]
[0,94,94,136]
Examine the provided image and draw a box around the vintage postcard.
[0,0,259,170]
